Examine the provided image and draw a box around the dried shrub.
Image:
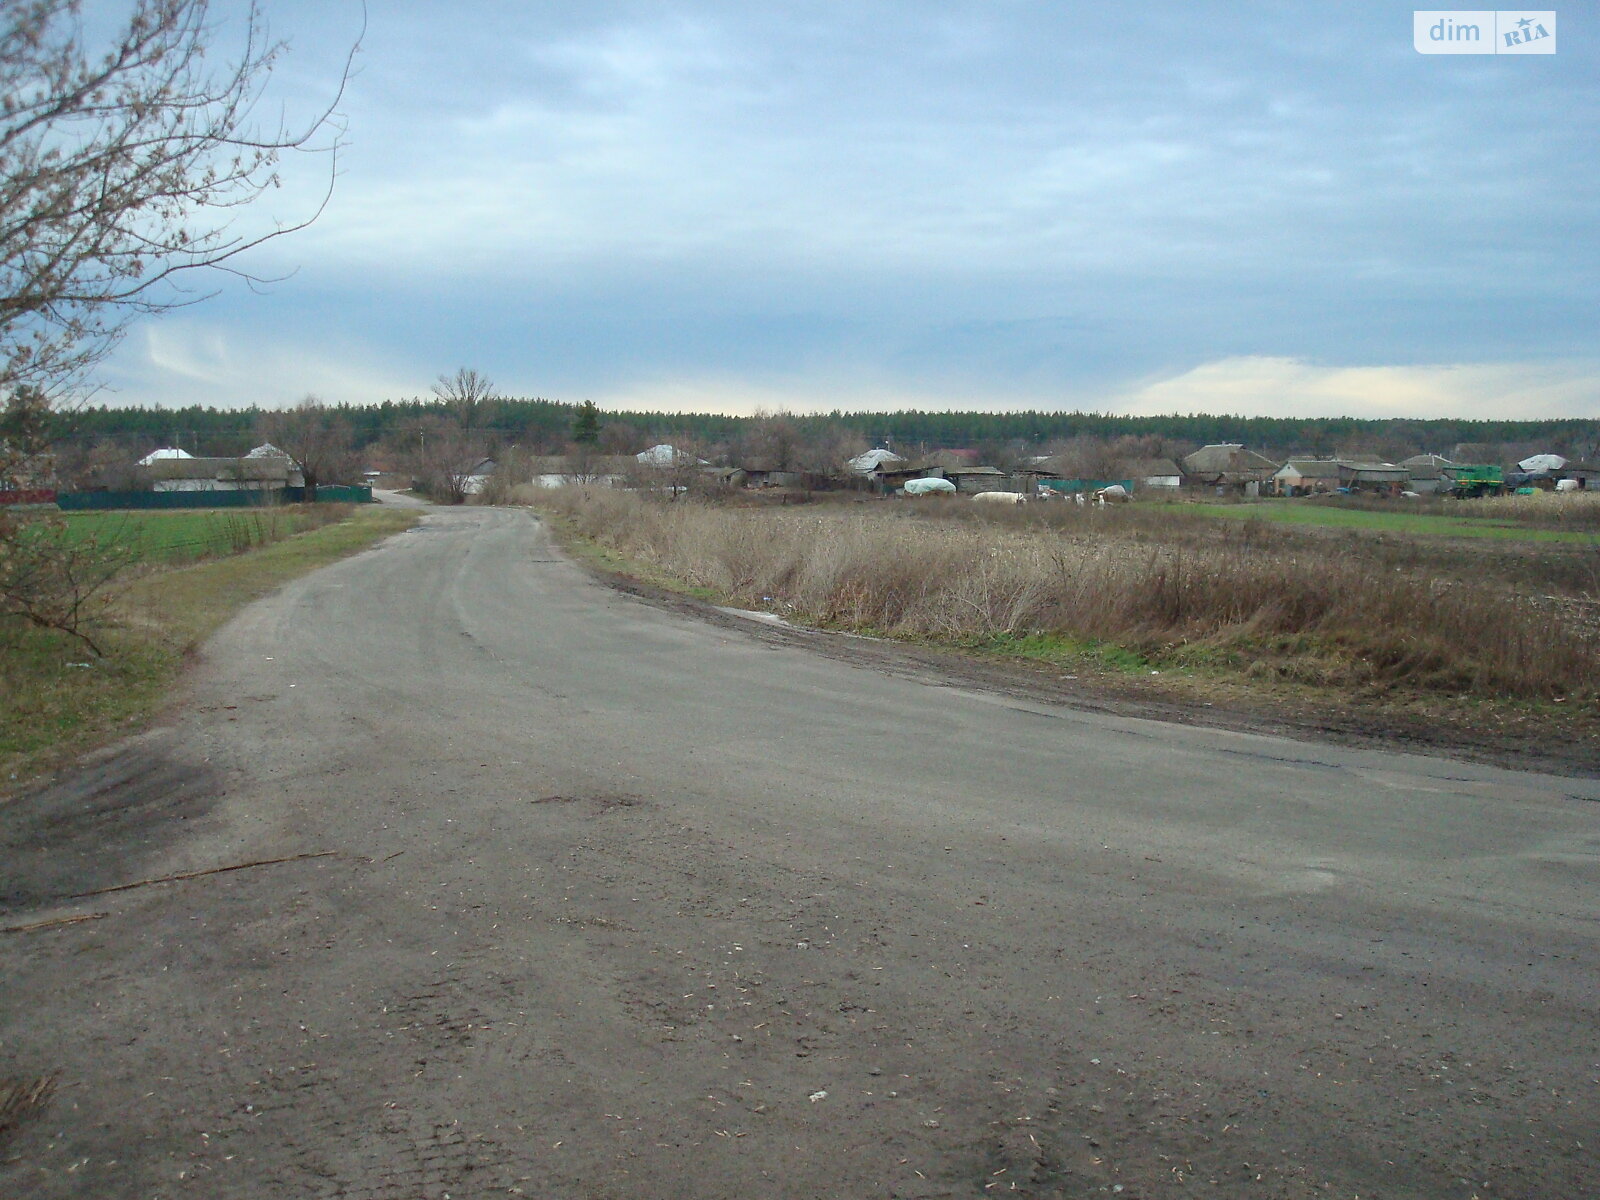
[536,488,1598,701]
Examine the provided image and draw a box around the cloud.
[81,3,1600,419]
[100,321,423,410]
[1110,356,1600,420]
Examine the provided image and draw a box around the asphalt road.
[3,505,1597,1199]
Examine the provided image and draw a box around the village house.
[520,455,634,487]
[1338,461,1409,495]
[1271,458,1343,496]
[142,444,303,492]
[1121,457,1184,490]
[847,447,906,474]
[1181,444,1277,495]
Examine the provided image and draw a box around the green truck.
[1449,465,1505,498]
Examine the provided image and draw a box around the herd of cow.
[967,484,1130,505]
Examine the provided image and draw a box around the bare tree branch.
[0,0,361,394]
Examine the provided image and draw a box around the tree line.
[51,398,1600,464]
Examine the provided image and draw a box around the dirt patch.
[0,737,222,914]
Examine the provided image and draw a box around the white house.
[137,447,193,466]
[636,443,706,466]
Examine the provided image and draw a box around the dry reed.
[532,487,1596,700]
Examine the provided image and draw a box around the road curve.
[3,506,1597,1199]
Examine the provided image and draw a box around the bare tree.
[563,439,604,485]
[0,516,128,656]
[737,410,803,471]
[432,368,497,430]
[597,420,642,456]
[1,2,354,654]
[56,436,148,491]
[401,415,485,505]
[257,395,355,501]
[1,0,356,396]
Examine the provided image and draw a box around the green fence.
[1036,478,1136,495]
[56,486,373,510]
[283,486,374,504]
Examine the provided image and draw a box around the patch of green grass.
[2,507,417,791]
[54,506,346,565]
[1187,500,1590,542]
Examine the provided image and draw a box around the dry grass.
[1452,489,1600,528]
[1311,488,1600,530]
[531,486,1598,702]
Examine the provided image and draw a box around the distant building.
[847,447,906,474]
[1272,459,1343,496]
[144,455,303,492]
[637,444,705,466]
[1121,458,1183,490]
[1399,454,1456,495]
[137,447,193,466]
[1181,444,1277,494]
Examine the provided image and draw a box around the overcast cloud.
[96,1,1598,419]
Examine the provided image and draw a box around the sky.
[92,1,1598,420]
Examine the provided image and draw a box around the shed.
[1400,454,1456,494]
[942,465,1016,494]
[1338,462,1409,495]
[1272,459,1343,496]
[1121,458,1183,489]
[1561,461,1600,490]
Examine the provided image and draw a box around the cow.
[971,490,1026,505]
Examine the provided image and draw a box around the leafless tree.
[0,515,129,656]
[563,440,606,485]
[597,420,642,456]
[736,410,803,470]
[1,0,357,396]
[1,382,126,652]
[1,2,355,652]
[56,436,147,491]
[400,414,486,505]
[432,368,497,430]
[257,395,356,501]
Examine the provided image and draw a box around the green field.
[53,507,337,565]
[1186,500,1593,542]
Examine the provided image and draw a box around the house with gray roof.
[1181,444,1278,494]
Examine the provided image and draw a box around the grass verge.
[53,506,350,563]
[1188,498,1598,541]
[2,506,417,790]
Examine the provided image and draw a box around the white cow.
[972,490,1026,505]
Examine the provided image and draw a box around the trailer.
[1448,465,1504,499]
